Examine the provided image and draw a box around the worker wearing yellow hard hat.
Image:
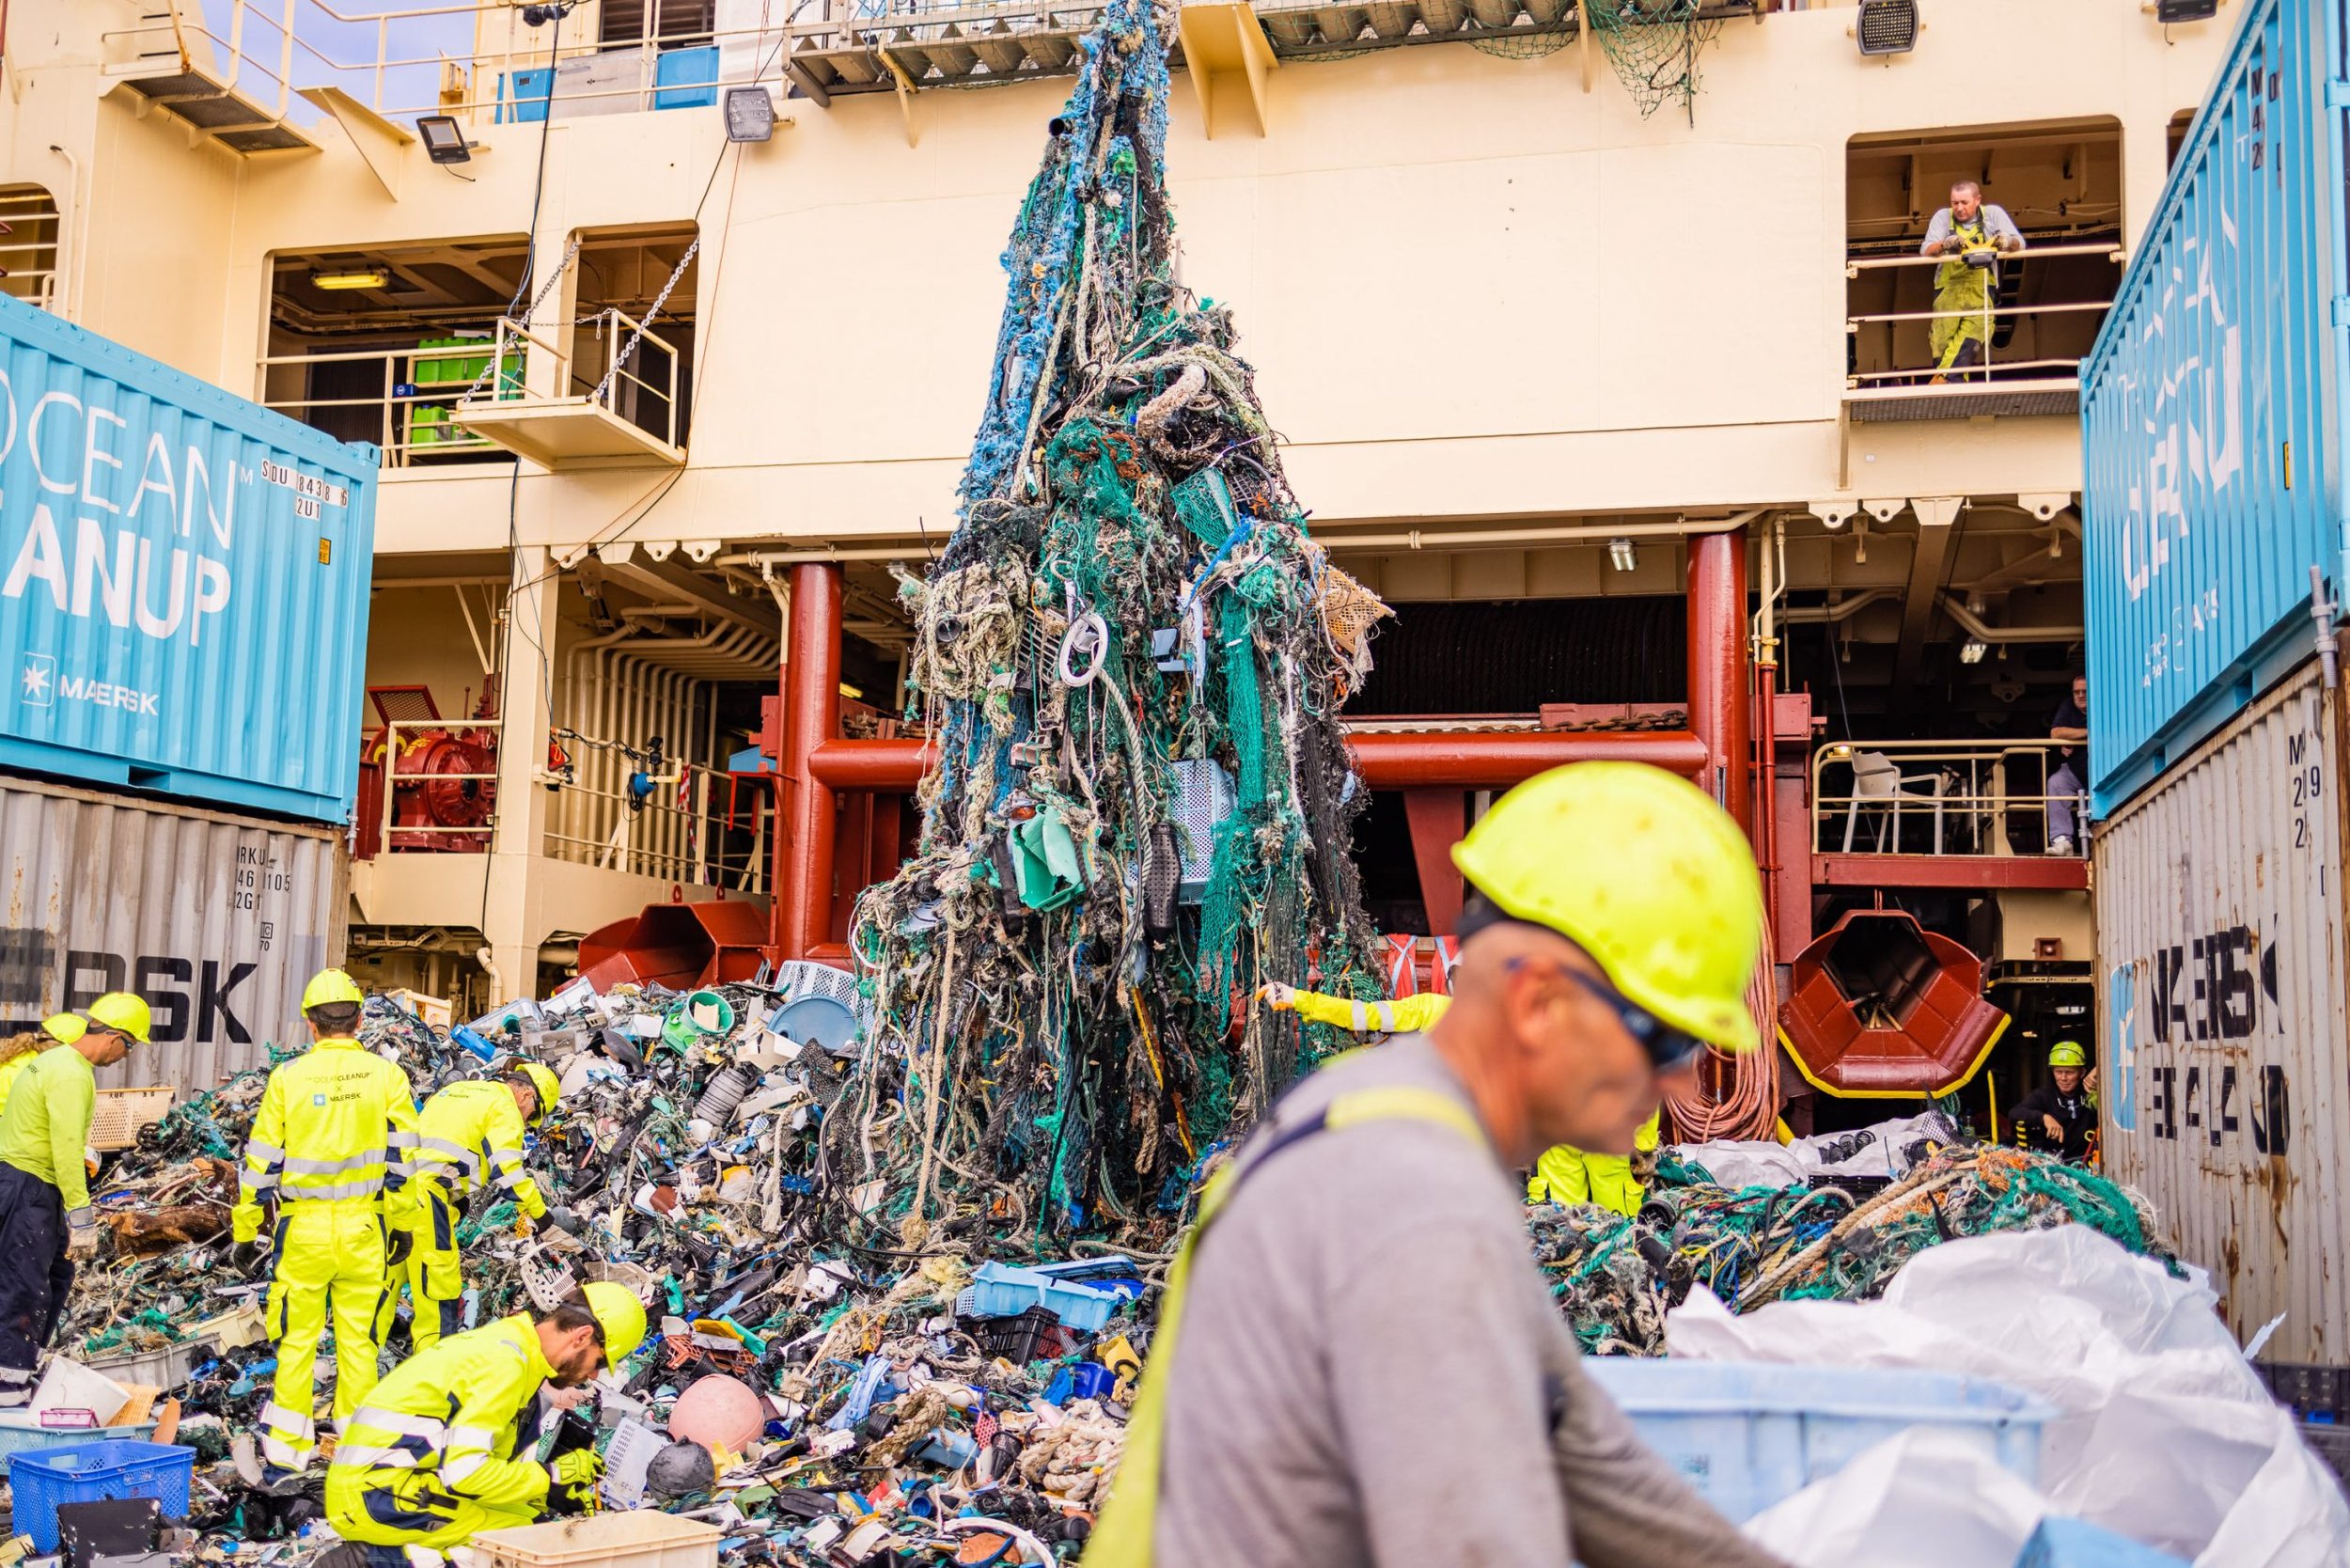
[1094,762,1780,1568]
[2014,1039,2096,1162]
[1260,981,1665,1218]
[396,1058,578,1353]
[0,993,149,1408]
[325,1281,647,1554]
[231,969,421,1484]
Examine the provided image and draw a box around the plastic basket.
[1581,1358,2052,1523]
[954,1262,1120,1332]
[88,1339,209,1393]
[967,1306,1073,1365]
[8,1440,194,1552]
[89,1089,174,1152]
[473,1510,721,1568]
[0,1419,156,1469]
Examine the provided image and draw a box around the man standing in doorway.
[1919,180,2026,378]
[2048,674,2089,855]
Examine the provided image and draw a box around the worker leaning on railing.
[1920,180,2026,379]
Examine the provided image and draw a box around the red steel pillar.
[776,563,842,959]
[1686,528,1752,837]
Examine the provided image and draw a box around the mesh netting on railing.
[1589,0,1726,120]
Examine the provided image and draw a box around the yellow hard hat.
[580,1280,648,1366]
[83,993,152,1045]
[40,1013,87,1047]
[1450,761,1762,1053]
[301,968,366,1011]
[518,1060,561,1126]
[2048,1040,2089,1069]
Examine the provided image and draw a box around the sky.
[198,0,480,127]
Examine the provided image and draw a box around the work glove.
[551,1450,603,1489]
[64,1208,99,1258]
[542,1206,586,1237]
[1257,982,1296,1011]
[384,1230,415,1268]
[230,1239,271,1277]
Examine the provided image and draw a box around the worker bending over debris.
[324,1281,644,1563]
[231,969,421,1484]
[0,994,149,1409]
[0,1013,79,1121]
[1261,982,1662,1218]
[400,1062,578,1351]
[1095,762,1789,1568]
[2013,1040,2097,1163]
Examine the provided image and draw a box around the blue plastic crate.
[1582,1359,2052,1523]
[2013,1517,2189,1567]
[954,1262,1122,1333]
[653,46,719,109]
[499,66,553,123]
[8,1439,194,1552]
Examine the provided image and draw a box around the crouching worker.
[1261,981,1663,1218]
[325,1281,645,1563]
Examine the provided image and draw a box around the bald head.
[1429,917,1691,1168]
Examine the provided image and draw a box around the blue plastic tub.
[8,1439,194,1551]
[653,46,719,109]
[1581,1358,2052,1523]
[955,1262,1124,1333]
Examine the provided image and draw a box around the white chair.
[1841,751,1948,854]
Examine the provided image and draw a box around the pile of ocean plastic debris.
[1528,1112,2177,1357]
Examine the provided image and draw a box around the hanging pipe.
[776,564,843,959]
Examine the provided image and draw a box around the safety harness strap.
[1087,1084,1487,1568]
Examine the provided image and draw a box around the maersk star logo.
[19,655,52,709]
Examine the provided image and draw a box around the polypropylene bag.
[1668,1228,2350,1566]
[1741,1427,2047,1567]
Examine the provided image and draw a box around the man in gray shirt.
[1919,180,2026,376]
[1090,761,1791,1568]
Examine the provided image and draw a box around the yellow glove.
[552,1450,603,1487]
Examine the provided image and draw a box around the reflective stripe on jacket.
[414,1080,547,1218]
[232,1038,419,1242]
[328,1311,556,1511]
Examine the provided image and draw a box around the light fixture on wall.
[1856,0,1918,55]
[2154,0,2220,21]
[416,115,473,165]
[725,86,777,143]
[311,269,388,290]
[1959,638,1989,665]
[1607,538,1637,572]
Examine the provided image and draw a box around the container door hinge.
[2332,296,2350,329]
[2328,79,2350,107]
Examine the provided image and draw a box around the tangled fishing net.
[1531,1142,2175,1356]
[836,0,1390,1254]
[1589,0,1726,121]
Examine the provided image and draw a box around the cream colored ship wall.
[5,0,2229,557]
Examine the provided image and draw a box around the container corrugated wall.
[2080,0,2350,815]
[0,776,349,1093]
[0,293,377,823]
[2095,654,2349,1364]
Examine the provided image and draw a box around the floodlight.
[417,115,472,165]
[725,86,777,143]
[1856,0,1918,55]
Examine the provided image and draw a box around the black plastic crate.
[2300,1423,2350,1497]
[2256,1361,2350,1421]
[965,1306,1073,1365]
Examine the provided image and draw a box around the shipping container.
[2080,0,2349,815]
[0,775,349,1093]
[0,293,378,823]
[2094,653,2349,1365]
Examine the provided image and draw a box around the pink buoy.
[668,1373,766,1451]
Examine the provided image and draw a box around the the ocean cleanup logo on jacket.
[0,369,343,651]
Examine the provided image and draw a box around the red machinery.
[1778,908,2009,1097]
[354,684,499,857]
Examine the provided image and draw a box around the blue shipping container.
[2080,0,2350,815]
[0,295,378,823]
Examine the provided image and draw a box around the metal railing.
[1810,740,2086,857]
[484,308,682,449]
[258,338,518,467]
[542,762,766,887]
[1844,241,2125,391]
[377,718,501,852]
[101,1,781,128]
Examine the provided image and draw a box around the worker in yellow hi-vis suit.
[1260,982,1660,1217]
[231,969,421,1485]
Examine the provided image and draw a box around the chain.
[457,236,584,404]
[592,237,700,407]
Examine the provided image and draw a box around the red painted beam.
[1811,854,2089,891]
[776,564,842,959]
[1686,527,1752,834]
[807,729,1714,792]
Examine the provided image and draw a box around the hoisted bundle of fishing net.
[828,0,1390,1256]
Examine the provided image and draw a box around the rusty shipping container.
[0,775,348,1092]
[2095,653,2349,1365]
